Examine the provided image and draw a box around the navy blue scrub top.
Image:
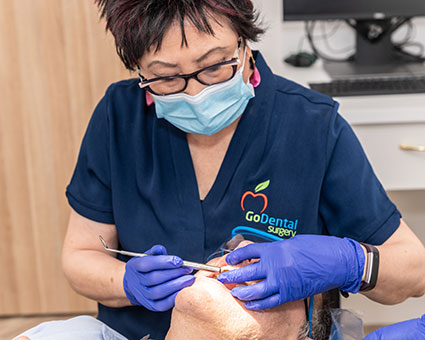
[66,51,401,340]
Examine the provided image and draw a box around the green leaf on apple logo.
[255,180,270,193]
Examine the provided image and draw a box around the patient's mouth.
[202,266,238,289]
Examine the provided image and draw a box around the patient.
[15,241,332,340]
[166,240,332,340]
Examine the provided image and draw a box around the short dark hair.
[95,0,265,71]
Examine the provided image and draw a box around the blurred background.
[0,0,126,322]
[0,0,424,338]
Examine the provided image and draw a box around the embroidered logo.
[240,180,298,238]
[240,180,269,213]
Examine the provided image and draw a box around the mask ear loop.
[308,296,314,338]
[303,296,315,338]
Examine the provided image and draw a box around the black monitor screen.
[283,0,425,21]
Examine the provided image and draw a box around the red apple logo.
[240,180,270,213]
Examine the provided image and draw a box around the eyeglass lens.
[149,62,237,95]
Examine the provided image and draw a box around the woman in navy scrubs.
[60,1,425,340]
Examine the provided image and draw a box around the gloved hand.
[363,315,425,340]
[123,244,195,312]
[217,235,365,310]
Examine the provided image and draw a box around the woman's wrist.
[99,260,131,307]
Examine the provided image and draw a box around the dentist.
[19,1,425,340]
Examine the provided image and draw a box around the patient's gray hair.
[297,292,332,340]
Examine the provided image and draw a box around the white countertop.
[274,60,425,125]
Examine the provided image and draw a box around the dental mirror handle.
[99,235,221,273]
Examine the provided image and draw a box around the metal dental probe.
[99,235,222,273]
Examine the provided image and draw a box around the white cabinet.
[351,123,425,191]
[335,94,425,191]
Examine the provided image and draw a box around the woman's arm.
[61,209,130,307]
[362,219,425,304]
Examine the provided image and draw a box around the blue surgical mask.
[152,48,255,136]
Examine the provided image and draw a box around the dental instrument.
[99,235,222,273]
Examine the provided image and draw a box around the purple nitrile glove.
[363,314,425,340]
[123,244,195,312]
[217,235,365,310]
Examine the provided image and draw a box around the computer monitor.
[283,0,425,79]
[283,0,425,21]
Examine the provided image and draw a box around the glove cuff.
[340,238,365,294]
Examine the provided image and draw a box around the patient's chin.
[174,276,236,318]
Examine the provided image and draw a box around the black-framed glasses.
[137,40,243,96]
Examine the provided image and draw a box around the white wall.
[250,0,425,326]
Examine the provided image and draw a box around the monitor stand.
[323,19,425,80]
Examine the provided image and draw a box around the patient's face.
[166,241,309,340]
